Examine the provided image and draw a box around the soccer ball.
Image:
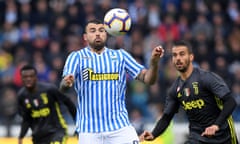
[104,8,131,36]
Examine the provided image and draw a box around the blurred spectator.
[4,0,18,24]
[178,14,191,38]
[2,22,19,45]
[191,13,213,41]
[0,87,17,137]
[32,0,50,25]
[179,0,196,25]
[129,79,149,118]
[212,14,230,38]
[228,27,240,63]
[17,1,32,24]
[107,34,131,51]
[232,81,240,121]
[0,50,14,87]
[12,59,28,89]
[128,0,147,25]
[65,4,84,35]
[143,27,163,65]
[227,0,240,24]
[213,56,233,87]
[95,0,112,20]
[18,20,32,43]
[49,15,68,43]
[130,109,145,135]
[146,3,161,29]
[157,14,180,43]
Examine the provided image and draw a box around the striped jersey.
[62,47,145,133]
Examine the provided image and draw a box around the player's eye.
[180,52,185,56]
[89,28,96,33]
[172,53,177,57]
[99,28,106,33]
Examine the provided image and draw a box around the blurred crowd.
[0,0,240,137]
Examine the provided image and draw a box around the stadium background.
[0,0,239,143]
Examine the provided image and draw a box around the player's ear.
[83,33,87,41]
[190,54,194,61]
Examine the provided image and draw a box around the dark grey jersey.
[164,67,238,143]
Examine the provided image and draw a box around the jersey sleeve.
[163,85,180,115]
[120,49,145,79]
[62,51,80,77]
[203,72,231,98]
[49,87,76,121]
[17,93,30,138]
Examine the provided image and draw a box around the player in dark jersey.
[139,40,239,144]
[17,65,76,144]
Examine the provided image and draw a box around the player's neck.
[90,47,105,54]
[26,84,38,93]
[180,64,194,81]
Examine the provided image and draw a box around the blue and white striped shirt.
[62,47,144,133]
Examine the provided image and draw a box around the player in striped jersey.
[139,40,239,144]
[60,19,164,144]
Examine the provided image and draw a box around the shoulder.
[194,67,224,85]
[39,82,58,92]
[192,67,212,78]
[17,87,27,99]
[195,67,220,79]
[168,77,180,96]
[68,47,88,56]
[106,48,131,57]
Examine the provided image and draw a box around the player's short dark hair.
[173,40,193,54]
[84,19,103,33]
[21,65,37,74]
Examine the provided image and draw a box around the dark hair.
[84,19,103,33]
[21,65,37,74]
[173,40,193,54]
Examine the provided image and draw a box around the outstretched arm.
[139,113,174,141]
[137,46,164,85]
[59,75,75,92]
[51,87,77,121]
[17,98,30,141]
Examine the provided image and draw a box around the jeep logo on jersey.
[182,99,205,110]
[82,68,119,81]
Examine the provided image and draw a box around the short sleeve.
[62,51,80,77]
[120,49,145,79]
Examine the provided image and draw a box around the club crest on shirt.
[83,56,90,59]
[110,53,117,60]
[192,82,199,95]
